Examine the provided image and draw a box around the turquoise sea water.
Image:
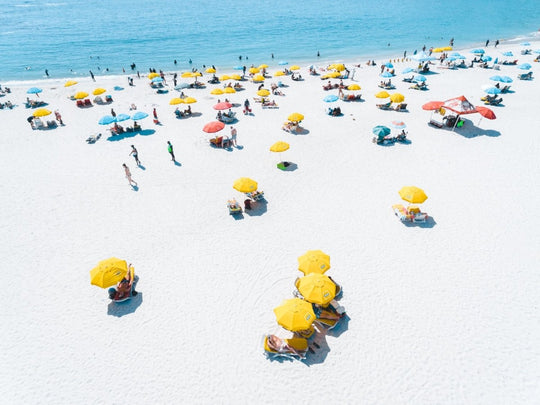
[1,0,539,81]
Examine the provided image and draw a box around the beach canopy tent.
[423,95,496,129]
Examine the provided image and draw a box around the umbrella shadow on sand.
[454,123,501,139]
[107,292,143,317]
[107,129,156,141]
[277,162,298,171]
[245,199,268,216]
[401,216,437,228]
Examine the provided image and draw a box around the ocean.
[1,0,539,82]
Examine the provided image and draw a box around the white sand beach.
[1,42,540,404]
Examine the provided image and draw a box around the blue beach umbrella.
[175,82,190,90]
[99,115,117,125]
[471,48,485,54]
[381,71,393,78]
[482,86,501,95]
[323,95,338,102]
[116,113,131,122]
[481,55,492,62]
[489,75,503,82]
[413,74,426,82]
[131,111,149,121]
[518,63,531,70]
[385,62,394,68]
[372,125,391,136]
[534,49,540,54]
[502,51,513,57]
[278,61,288,65]
[27,87,42,95]
[151,77,164,83]
[401,67,414,74]
[233,65,243,70]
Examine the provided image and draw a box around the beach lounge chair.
[93,96,104,104]
[84,99,92,106]
[108,267,138,303]
[500,85,511,93]
[376,102,392,110]
[33,117,45,129]
[518,72,533,80]
[392,204,428,223]
[393,103,408,112]
[86,133,102,144]
[76,99,84,108]
[484,97,503,106]
[246,190,265,201]
[262,100,279,109]
[105,95,113,103]
[263,335,308,360]
[227,199,242,215]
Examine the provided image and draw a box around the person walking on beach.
[123,163,137,187]
[485,39,490,47]
[111,108,116,117]
[54,110,63,125]
[45,69,49,77]
[230,126,237,147]
[153,108,158,120]
[167,141,175,161]
[89,70,95,81]
[130,145,141,166]
[495,39,499,48]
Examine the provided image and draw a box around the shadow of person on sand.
[277,162,298,171]
[302,333,331,366]
[107,129,156,141]
[107,292,143,317]
[401,216,437,228]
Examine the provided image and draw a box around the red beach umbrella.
[203,121,225,133]
[422,101,444,110]
[213,101,233,110]
[442,95,477,115]
[475,106,496,120]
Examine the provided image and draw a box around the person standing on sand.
[485,39,490,47]
[130,145,141,166]
[153,108,158,120]
[111,108,116,117]
[230,126,237,147]
[167,141,175,161]
[123,163,137,187]
[495,39,499,48]
[89,70,95,81]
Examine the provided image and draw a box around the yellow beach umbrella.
[298,250,331,275]
[259,64,269,69]
[64,80,78,87]
[252,74,265,82]
[183,96,197,104]
[230,74,242,80]
[330,63,345,71]
[74,91,89,99]
[390,93,405,103]
[93,88,106,95]
[398,186,428,204]
[297,273,336,305]
[375,90,390,98]
[269,141,290,152]
[233,177,258,193]
[169,97,184,105]
[274,71,285,77]
[273,298,316,332]
[287,112,304,122]
[205,67,216,73]
[347,84,361,91]
[219,74,231,81]
[90,257,128,288]
[249,67,260,74]
[210,88,224,95]
[290,65,300,70]
[148,72,160,79]
[224,87,236,94]
[33,108,52,117]
[257,89,270,97]
[191,71,202,77]
[181,72,194,78]
[322,71,341,79]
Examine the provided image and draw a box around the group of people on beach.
[122,141,176,188]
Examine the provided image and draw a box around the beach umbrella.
[98,115,116,125]
[391,120,406,129]
[183,97,197,104]
[151,77,164,83]
[148,72,160,79]
[502,51,513,57]
[257,89,270,97]
[381,71,393,77]
[471,48,485,54]
[274,71,285,77]
[481,55,492,62]
[518,63,531,70]
[290,65,300,70]
[390,93,405,103]
[386,62,394,68]
[170,97,184,105]
[213,101,233,110]
[74,91,89,99]
[422,101,444,110]
[500,76,513,83]
[203,121,225,133]
[219,75,231,81]
[278,61,288,65]
[297,273,336,306]
[90,257,128,288]
[233,177,258,193]
[347,84,361,91]
[230,74,242,80]
[205,67,216,73]
[259,64,269,69]
[233,65,243,70]
[375,90,390,98]
[489,75,503,82]
[93,88,106,95]
[210,88,224,95]
[175,82,191,90]
[116,113,131,122]
[298,250,331,275]
[191,72,202,77]
[269,141,290,153]
[131,111,149,120]
[443,95,476,115]
[64,80,78,87]
[33,108,52,117]
[329,63,345,71]
[27,87,42,95]
[323,94,338,102]
[399,186,428,204]
[249,67,260,74]
[287,112,304,122]
[535,49,540,54]
[181,72,194,78]
[273,298,316,332]
[412,52,436,62]
[372,125,391,137]
[402,67,414,74]
[224,87,236,94]
[482,85,501,95]
[413,74,427,82]
[475,106,496,120]
[252,74,265,82]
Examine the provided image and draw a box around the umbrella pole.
[452,114,459,132]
